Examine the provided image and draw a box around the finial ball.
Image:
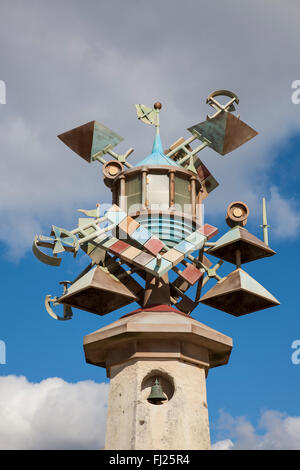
[154,101,162,110]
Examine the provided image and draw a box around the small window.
[174,176,192,213]
[125,174,142,212]
[147,174,169,209]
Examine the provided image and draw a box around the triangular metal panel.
[188,111,257,155]
[58,121,95,162]
[58,266,139,316]
[200,268,280,316]
[207,226,276,264]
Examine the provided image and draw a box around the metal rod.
[187,254,208,272]
[191,177,196,219]
[77,223,115,245]
[95,154,107,165]
[195,249,205,301]
[167,135,197,158]
[119,176,126,211]
[106,149,132,168]
[262,197,269,246]
[190,141,209,155]
[169,170,175,208]
[70,216,107,235]
[142,170,147,208]
[235,248,241,268]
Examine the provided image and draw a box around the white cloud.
[211,439,234,450]
[1,0,300,259]
[268,185,300,239]
[0,378,299,450]
[213,409,300,450]
[0,375,108,450]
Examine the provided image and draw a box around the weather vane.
[33,91,279,449]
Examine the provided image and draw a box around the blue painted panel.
[130,225,152,245]
[175,240,196,255]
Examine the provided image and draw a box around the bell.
[147,378,167,402]
[57,265,141,316]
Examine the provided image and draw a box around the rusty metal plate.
[58,266,138,316]
[144,236,165,256]
[207,226,276,264]
[197,224,219,240]
[58,121,123,162]
[194,159,219,199]
[200,268,280,316]
[188,111,257,155]
[179,264,203,286]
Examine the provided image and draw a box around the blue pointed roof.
[135,133,179,167]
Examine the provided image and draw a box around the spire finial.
[154,102,162,136]
[135,101,164,153]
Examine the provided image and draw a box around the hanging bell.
[147,378,167,402]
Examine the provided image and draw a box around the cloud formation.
[0,375,108,450]
[1,0,300,258]
[0,376,299,450]
[212,409,300,450]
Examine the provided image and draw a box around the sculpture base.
[84,306,232,450]
[105,358,210,450]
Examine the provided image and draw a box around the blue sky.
[1,0,300,450]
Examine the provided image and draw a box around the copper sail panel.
[223,113,258,155]
[207,226,276,264]
[194,158,219,199]
[58,266,139,316]
[188,111,257,155]
[58,121,123,162]
[200,268,280,316]
[58,121,96,162]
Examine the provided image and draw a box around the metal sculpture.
[33,91,279,321]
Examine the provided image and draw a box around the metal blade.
[135,104,157,125]
[53,240,65,254]
[45,295,72,321]
[32,236,61,267]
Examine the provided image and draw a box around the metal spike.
[261,197,270,246]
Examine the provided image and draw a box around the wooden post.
[119,175,126,211]
[142,170,148,209]
[169,170,175,209]
[191,176,197,219]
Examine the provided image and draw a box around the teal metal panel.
[185,231,206,250]
[188,113,227,154]
[175,240,195,255]
[105,209,127,225]
[145,257,172,277]
[130,226,152,245]
[91,121,123,157]
[136,134,179,167]
[239,269,279,303]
